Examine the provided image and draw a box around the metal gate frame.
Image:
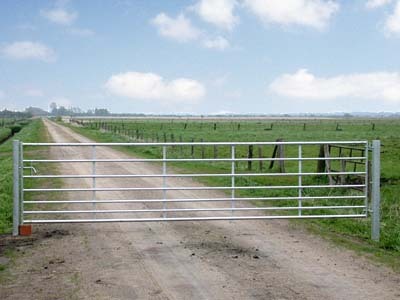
[12,140,381,241]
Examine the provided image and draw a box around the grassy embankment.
[66,118,400,270]
[0,128,12,144]
[0,119,50,233]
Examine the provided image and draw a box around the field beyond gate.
[14,139,380,240]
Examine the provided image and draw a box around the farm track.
[1,119,400,299]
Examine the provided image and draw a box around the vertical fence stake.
[162,146,167,218]
[298,145,302,216]
[231,145,235,216]
[248,145,253,171]
[13,140,20,236]
[371,140,380,242]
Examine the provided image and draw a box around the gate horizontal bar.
[23,157,366,163]
[22,141,368,146]
[23,214,367,224]
[23,195,366,204]
[24,171,366,179]
[24,205,366,214]
[24,184,366,192]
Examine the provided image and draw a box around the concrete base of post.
[19,225,32,236]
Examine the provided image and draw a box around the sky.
[1,0,400,114]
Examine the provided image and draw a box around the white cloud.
[151,12,230,50]
[385,1,400,35]
[40,8,77,25]
[203,36,230,50]
[194,0,238,30]
[366,0,393,9]
[105,72,206,103]
[151,13,201,42]
[1,41,56,62]
[269,69,400,102]
[244,0,339,30]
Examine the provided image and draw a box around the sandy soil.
[1,119,399,300]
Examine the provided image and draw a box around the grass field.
[0,119,47,234]
[66,117,400,268]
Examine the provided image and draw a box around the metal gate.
[13,140,381,240]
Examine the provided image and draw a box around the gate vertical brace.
[162,146,167,218]
[231,145,235,216]
[92,145,96,219]
[12,140,20,236]
[371,140,381,242]
[364,142,369,217]
[298,145,302,216]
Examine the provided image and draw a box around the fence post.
[371,140,380,242]
[13,140,20,236]
[247,145,253,170]
[258,146,263,171]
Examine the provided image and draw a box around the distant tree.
[49,102,58,115]
[57,106,69,116]
[94,108,110,116]
[25,106,48,116]
[70,107,83,115]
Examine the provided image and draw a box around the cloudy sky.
[1,0,400,114]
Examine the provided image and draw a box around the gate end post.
[371,140,380,242]
[12,140,20,236]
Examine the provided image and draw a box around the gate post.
[371,140,381,242]
[13,140,20,236]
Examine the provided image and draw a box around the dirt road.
[1,119,399,300]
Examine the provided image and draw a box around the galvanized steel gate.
[12,140,381,241]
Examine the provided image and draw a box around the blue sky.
[1,0,400,114]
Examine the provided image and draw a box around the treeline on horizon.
[2,101,400,118]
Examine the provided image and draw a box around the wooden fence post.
[248,145,253,170]
[269,139,285,173]
[317,145,325,173]
[278,142,285,173]
[324,144,334,185]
